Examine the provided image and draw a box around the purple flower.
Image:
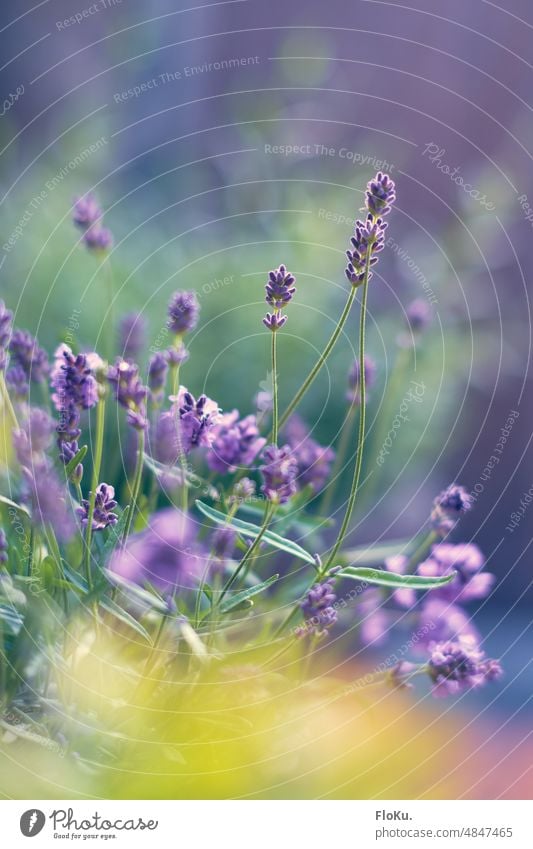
[389,660,417,690]
[13,407,54,467]
[365,172,396,217]
[283,415,335,491]
[229,477,256,503]
[51,345,98,415]
[83,225,113,253]
[259,443,298,504]
[58,438,84,484]
[148,351,169,403]
[167,291,200,336]
[73,193,102,229]
[9,329,49,385]
[262,312,287,332]
[346,355,377,405]
[152,410,180,466]
[5,363,29,399]
[171,387,220,454]
[108,508,206,591]
[212,526,237,561]
[108,359,148,430]
[345,214,388,286]
[77,483,118,531]
[118,313,147,360]
[359,588,389,646]
[207,410,266,474]
[166,343,189,366]
[0,301,13,372]
[430,484,473,534]
[406,298,431,333]
[385,553,417,608]
[417,543,494,603]
[0,529,8,564]
[417,598,480,650]
[265,264,296,310]
[21,466,74,541]
[426,638,503,698]
[296,578,338,637]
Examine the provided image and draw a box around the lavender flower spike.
[9,329,49,385]
[207,410,266,474]
[118,312,147,360]
[427,638,503,698]
[259,443,298,504]
[148,351,169,403]
[0,300,13,371]
[265,264,296,309]
[107,358,149,430]
[365,172,396,217]
[430,483,473,535]
[346,355,377,405]
[345,214,388,285]
[167,290,200,336]
[77,483,118,531]
[73,193,102,229]
[296,578,338,637]
[170,387,220,454]
[84,225,113,253]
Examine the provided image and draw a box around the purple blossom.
[259,443,298,504]
[108,358,148,416]
[166,343,189,366]
[211,526,237,561]
[108,508,206,591]
[426,638,503,698]
[83,225,113,253]
[283,415,335,491]
[148,351,169,403]
[389,660,417,690]
[51,345,98,415]
[265,264,296,310]
[118,313,147,360]
[207,410,266,474]
[262,312,287,332]
[346,355,377,405]
[73,193,102,229]
[58,438,83,484]
[5,363,29,399]
[0,529,8,564]
[152,410,180,466]
[171,387,220,454]
[345,214,388,285]
[0,300,13,372]
[296,578,338,637]
[21,466,74,541]
[406,298,432,333]
[229,477,256,503]
[417,543,494,603]
[167,291,200,336]
[430,484,473,534]
[13,407,54,467]
[359,588,389,646]
[77,483,118,531]
[9,329,49,386]
[417,598,480,650]
[365,172,396,217]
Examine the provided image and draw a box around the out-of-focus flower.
[148,351,169,404]
[365,172,396,217]
[229,477,256,503]
[152,410,179,466]
[108,358,149,430]
[259,443,298,504]
[211,527,237,564]
[0,300,13,372]
[426,638,502,698]
[13,407,54,467]
[83,225,113,253]
[359,588,389,646]
[296,578,338,637]
[265,264,296,310]
[398,298,433,348]
[254,389,273,413]
[108,508,205,590]
[51,345,98,414]
[207,410,266,474]
[58,438,84,484]
[21,466,74,541]
[5,363,29,399]
[118,313,147,360]
[0,529,8,564]
[283,415,335,491]
[9,329,49,385]
[389,660,417,689]
[170,387,220,454]
[166,343,189,366]
[77,483,118,531]
[430,484,473,534]
[346,355,376,404]
[167,291,200,336]
[417,543,494,603]
[417,598,479,650]
[73,193,102,229]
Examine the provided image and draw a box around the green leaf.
[0,495,30,517]
[219,573,280,614]
[196,500,316,566]
[0,604,24,635]
[339,539,413,566]
[99,597,152,644]
[104,571,168,613]
[337,566,457,591]
[65,444,88,480]
[102,507,130,563]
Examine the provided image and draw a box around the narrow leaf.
[219,574,280,613]
[104,570,168,613]
[65,444,88,479]
[338,566,456,591]
[196,500,315,566]
[0,495,30,517]
[102,507,130,563]
[99,597,152,644]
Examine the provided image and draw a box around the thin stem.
[217,502,274,605]
[323,265,371,574]
[83,398,106,588]
[194,501,239,628]
[271,330,279,444]
[0,372,18,430]
[122,427,145,547]
[319,403,358,517]
[104,258,115,362]
[276,284,357,434]
[406,530,437,570]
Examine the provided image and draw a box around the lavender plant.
[0,175,502,785]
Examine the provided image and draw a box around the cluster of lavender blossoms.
[0,173,503,720]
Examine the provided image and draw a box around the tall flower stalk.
[83,396,106,587]
[263,264,296,445]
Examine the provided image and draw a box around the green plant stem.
[194,501,239,628]
[323,268,371,574]
[406,530,438,570]
[217,502,275,605]
[83,398,106,589]
[271,330,279,444]
[0,372,18,430]
[121,427,145,548]
[276,284,358,434]
[319,403,358,517]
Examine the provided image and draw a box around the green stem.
[83,398,105,588]
[319,403,358,517]
[276,284,358,433]
[217,502,274,605]
[122,427,145,547]
[406,530,437,570]
[271,330,279,445]
[0,372,18,430]
[194,501,239,628]
[323,271,370,573]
